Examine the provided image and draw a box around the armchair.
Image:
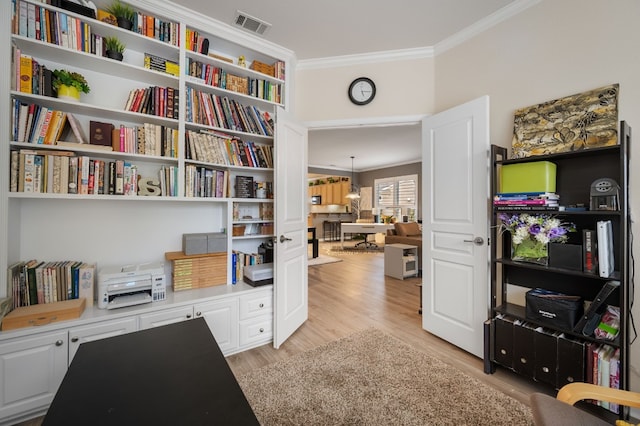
[530,383,640,426]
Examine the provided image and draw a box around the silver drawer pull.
[55,340,64,347]
[259,328,264,333]
[259,303,264,308]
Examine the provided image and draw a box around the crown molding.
[306,115,427,130]
[298,0,540,70]
[434,0,541,55]
[297,47,433,70]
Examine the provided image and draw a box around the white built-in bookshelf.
[0,0,295,423]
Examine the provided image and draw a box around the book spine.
[582,229,598,274]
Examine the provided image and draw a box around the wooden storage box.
[250,60,275,77]
[165,251,227,291]
[1,299,86,331]
[233,225,246,236]
[226,74,248,94]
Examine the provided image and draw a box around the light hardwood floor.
[226,242,552,406]
[18,242,551,426]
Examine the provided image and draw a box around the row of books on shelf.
[7,259,95,309]
[185,130,273,168]
[494,192,559,209]
[231,251,266,284]
[184,165,229,198]
[13,1,104,56]
[14,51,56,96]
[12,0,180,48]
[185,87,274,136]
[10,149,178,196]
[119,9,179,46]
[11,99,70,145]
[187,58,283,103]
[124,86,179,119]
[586,343,621,414]
[95,121,178,158]
[11,99,179,157]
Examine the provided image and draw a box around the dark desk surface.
[43,318,259,426]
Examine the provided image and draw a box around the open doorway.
[306,116,423,257]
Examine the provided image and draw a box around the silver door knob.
[463,237,484,245]
[280,235,292,243]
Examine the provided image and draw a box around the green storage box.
[500,161,556,193]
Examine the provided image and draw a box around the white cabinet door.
[194,299,238,355]
[68,317,138,363]
[0,331,67,422]
[139,306,194,329]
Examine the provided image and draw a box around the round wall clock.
[348,77,376,105]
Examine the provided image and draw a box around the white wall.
[296,0,640,393]
[295,57,435,121]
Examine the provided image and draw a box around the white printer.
[98,262,166,309]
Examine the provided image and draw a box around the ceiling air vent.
[233,11,271,36]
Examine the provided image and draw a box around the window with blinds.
[374,174,418,219]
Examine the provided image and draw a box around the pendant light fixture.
[345,156,360,199]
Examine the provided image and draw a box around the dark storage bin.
[557,335,585,387]
[513,322,535,377]
[525,288,584,330]
[549,243,583,271]
[494,316,514,368]
[533,328,559,386]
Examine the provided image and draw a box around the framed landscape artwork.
[511,84,619,159]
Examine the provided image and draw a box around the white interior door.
[421,96,490,358]
[274,107,308,348]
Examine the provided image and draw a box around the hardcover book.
[235,175,254,198]
[90,121,114,146]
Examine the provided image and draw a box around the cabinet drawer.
[239,317,272,347]
[494,316,514,368]
[68,317,138,363]
[239,290,273,320]
[139,306,194,329]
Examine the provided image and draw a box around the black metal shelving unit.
[485,121,632,422]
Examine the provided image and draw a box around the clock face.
[348,77,376,105]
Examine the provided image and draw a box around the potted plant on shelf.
[104,36,125,61]
[106,0,136,30]
[52,69,90,101]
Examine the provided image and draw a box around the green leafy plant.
[52,69,90,94]
[106,0,136,21]
[104,36,126,53]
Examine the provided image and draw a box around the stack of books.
[493,192,559,210]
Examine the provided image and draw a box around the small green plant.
[52,69,90,94]
[106,0,136,21]
[104,36,125,53]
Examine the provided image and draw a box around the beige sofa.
[385,222,422,263]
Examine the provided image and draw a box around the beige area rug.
[237,328,533,426]
[308,254,343,266]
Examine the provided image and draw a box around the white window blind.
[374,174,418,219]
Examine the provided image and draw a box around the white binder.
[596,220,614,278]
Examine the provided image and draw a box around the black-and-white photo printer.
[98,262,166,309]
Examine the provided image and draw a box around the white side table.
[384,243,419,279]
